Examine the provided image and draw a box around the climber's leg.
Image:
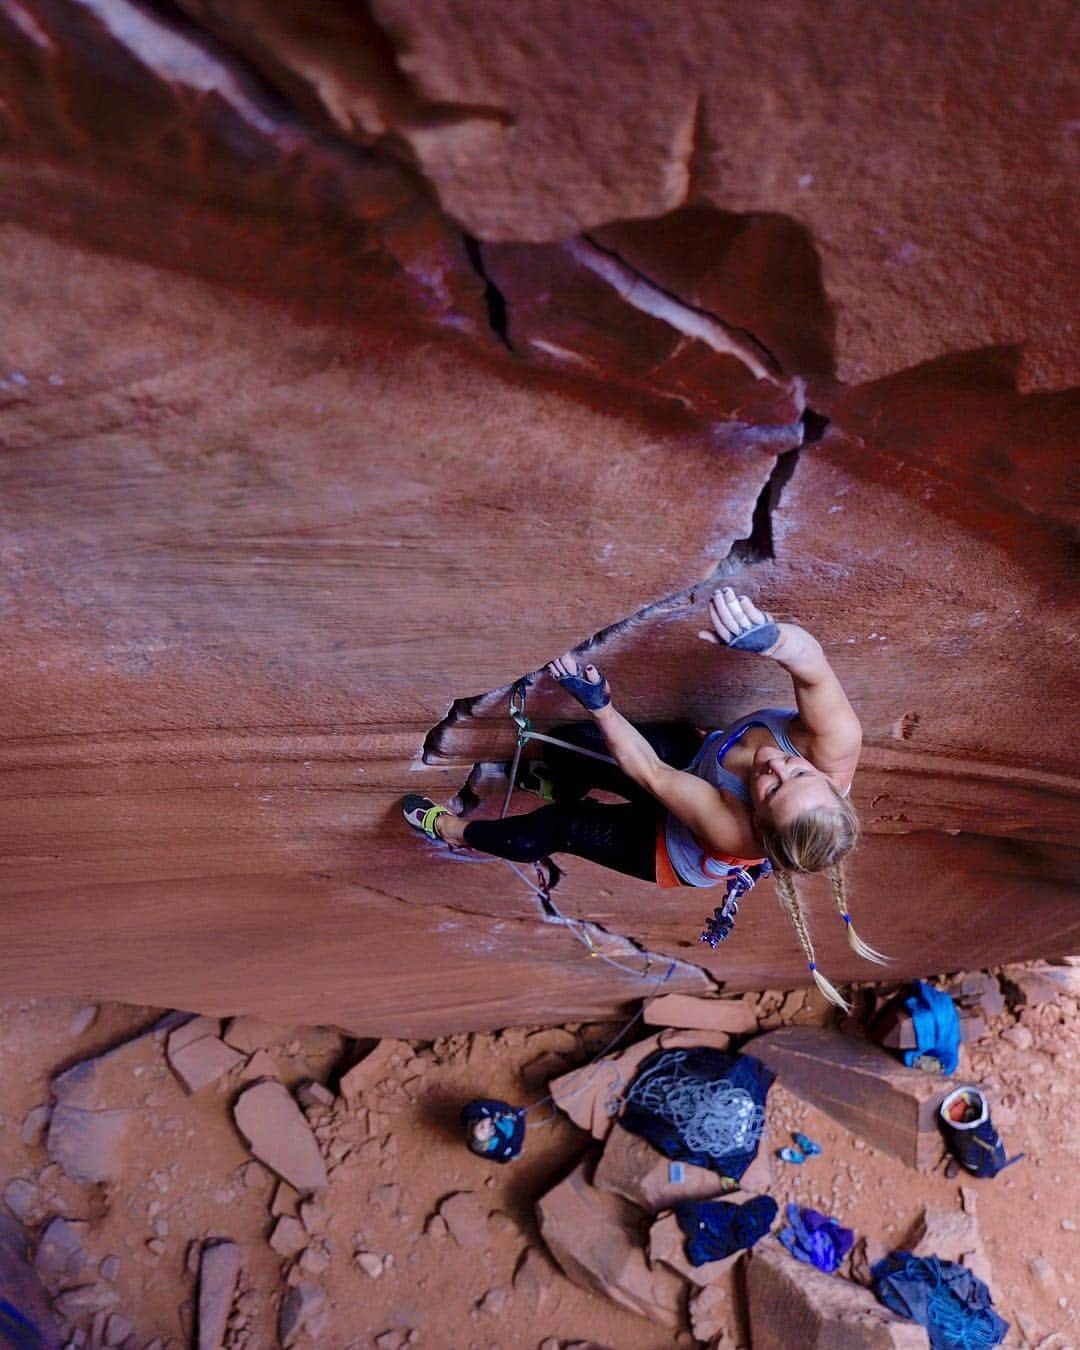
[459,799,658,882]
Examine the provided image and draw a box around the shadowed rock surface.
[0,0,1076,1036]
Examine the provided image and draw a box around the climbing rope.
[621,1048,767,1158]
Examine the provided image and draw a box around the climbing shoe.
[515,759,556,802]
[401,794,452,842]
[939,1085,1023,1179]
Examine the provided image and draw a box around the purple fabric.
[778,1204,854,1273]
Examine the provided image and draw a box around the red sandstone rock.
[747,1028,948,1171]
[233,1083,327,1194]
[594,1123,769,1214]
[197,1240,240,1350]
[46,1105,131,1185]
[747,1241,930,1349]
[643,994,757,1036]
[536,1158,686,1329]
[168,1036,245,1094]
[0,0,1076,1041]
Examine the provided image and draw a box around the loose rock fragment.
[3,1179,43,1224]
[222,1016,290,1054]
[643,993,758,1035]
[438,1192,489,1249]
[239,1049,280,1082]
[197,1241,240,1350]
[297,1081,334,1110]
[46,1105,131,1184]
[21,1105,52,1148]
[339,1040,408,1101]
[33,1217,88,1280]
[269,1217,308,1260]
[355,1251,383,1278]
[233,1081,327,1193]
[277,1282,326,1346]
[167,1036,245,1094]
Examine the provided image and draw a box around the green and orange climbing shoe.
[402,794,452,842]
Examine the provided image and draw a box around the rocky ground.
[0,963,1076,1349]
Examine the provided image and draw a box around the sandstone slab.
[747,1028,948,1170]
[536,1157,685,1329]
[233,1082,327,1193]
[747,1241,930,1349]
[643,993,757,1036]
[168,1036,245,1094]
[197,1241,240,1350]
[46,1105,131,1185]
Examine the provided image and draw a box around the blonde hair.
[759,792,887,1011]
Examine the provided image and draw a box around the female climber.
[403,587,886,1006]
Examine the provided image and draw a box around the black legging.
[462,722,701,882]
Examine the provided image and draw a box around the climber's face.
[750,746,837,827]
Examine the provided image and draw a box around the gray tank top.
[664,708,800,888]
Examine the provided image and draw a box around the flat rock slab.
[46,1105,131,1185]
[643,994,758,1036]
[233,1082,327,1194]
[747,1241,930,1349]
[198,1240,240,1350]
[51,1012,188,1110]
[746,1028,948,1171]
[168,1036,245,1094]
[536,1157,685,1330]
[594,1121,771,1214]
[438,1192,489,1250]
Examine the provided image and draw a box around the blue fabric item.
[0,1298,47,1350]
[728,622,780,653]
[873,1252,1008,1349]
[553,665,610,710]
[778,1204,854,1273]
[675,1195,778,1266]
[902,981,961,1075]
[619,1048,774,1182]
[460,1099,526,1163]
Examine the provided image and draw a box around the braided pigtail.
[774,868,851,1012]
[829,865,889,964]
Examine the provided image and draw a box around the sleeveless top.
[661,708,801,889]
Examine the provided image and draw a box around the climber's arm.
[545,654,749,853]
[704,588,862,785]
[590,702,750,852]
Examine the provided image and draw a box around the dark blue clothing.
[460,1099,525,1163]
[873,1252,1008,1349]
[675,1195,778,1266]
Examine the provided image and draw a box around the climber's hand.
[547,653,611,711]
[698,587,781,654]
